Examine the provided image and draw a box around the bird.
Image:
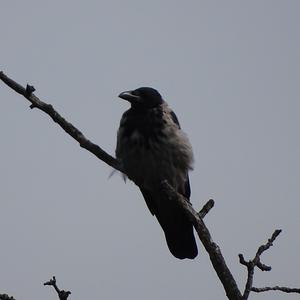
[116,87,198,259]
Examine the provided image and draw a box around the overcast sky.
[1,1,300,300]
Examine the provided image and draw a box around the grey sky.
[1,1,300,299]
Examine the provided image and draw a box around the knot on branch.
[25,84,35,96]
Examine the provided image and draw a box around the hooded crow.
[116,87,197,259]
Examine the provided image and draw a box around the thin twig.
[251,286,300,294]
[198,199,214,218]
[239,229,282,300]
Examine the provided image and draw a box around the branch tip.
[198,199,214,218]
[43,275,56,286]
[238,254,247,266]
[252,286,300,294]
[272,229,282,239]
[256,261,271,272]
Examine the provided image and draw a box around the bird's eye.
[131,90,138,96]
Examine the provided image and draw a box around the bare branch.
[251,286,300,294]
[239,229,282,300]
[44,276,71,300]
[2,71,299,300]
[161,180,242,300]
[198,199,214,218]
[0,71,122,172]
[256,229,281,257]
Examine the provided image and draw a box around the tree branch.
[44,276,71,300]
[237,229,300,299]
[252,286,300,294]
[161,180,242,300]
[198,198,214,218]
[0,71,122,172]
[2,72,299,300]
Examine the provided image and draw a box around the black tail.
[140,188,198,259]
[155,198,198,259]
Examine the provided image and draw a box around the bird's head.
[118,87,163,109]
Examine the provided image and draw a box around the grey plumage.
[116,87,198,259]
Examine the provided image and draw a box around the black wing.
[170,110,191,200]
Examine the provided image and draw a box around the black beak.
[118,90,141,103]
